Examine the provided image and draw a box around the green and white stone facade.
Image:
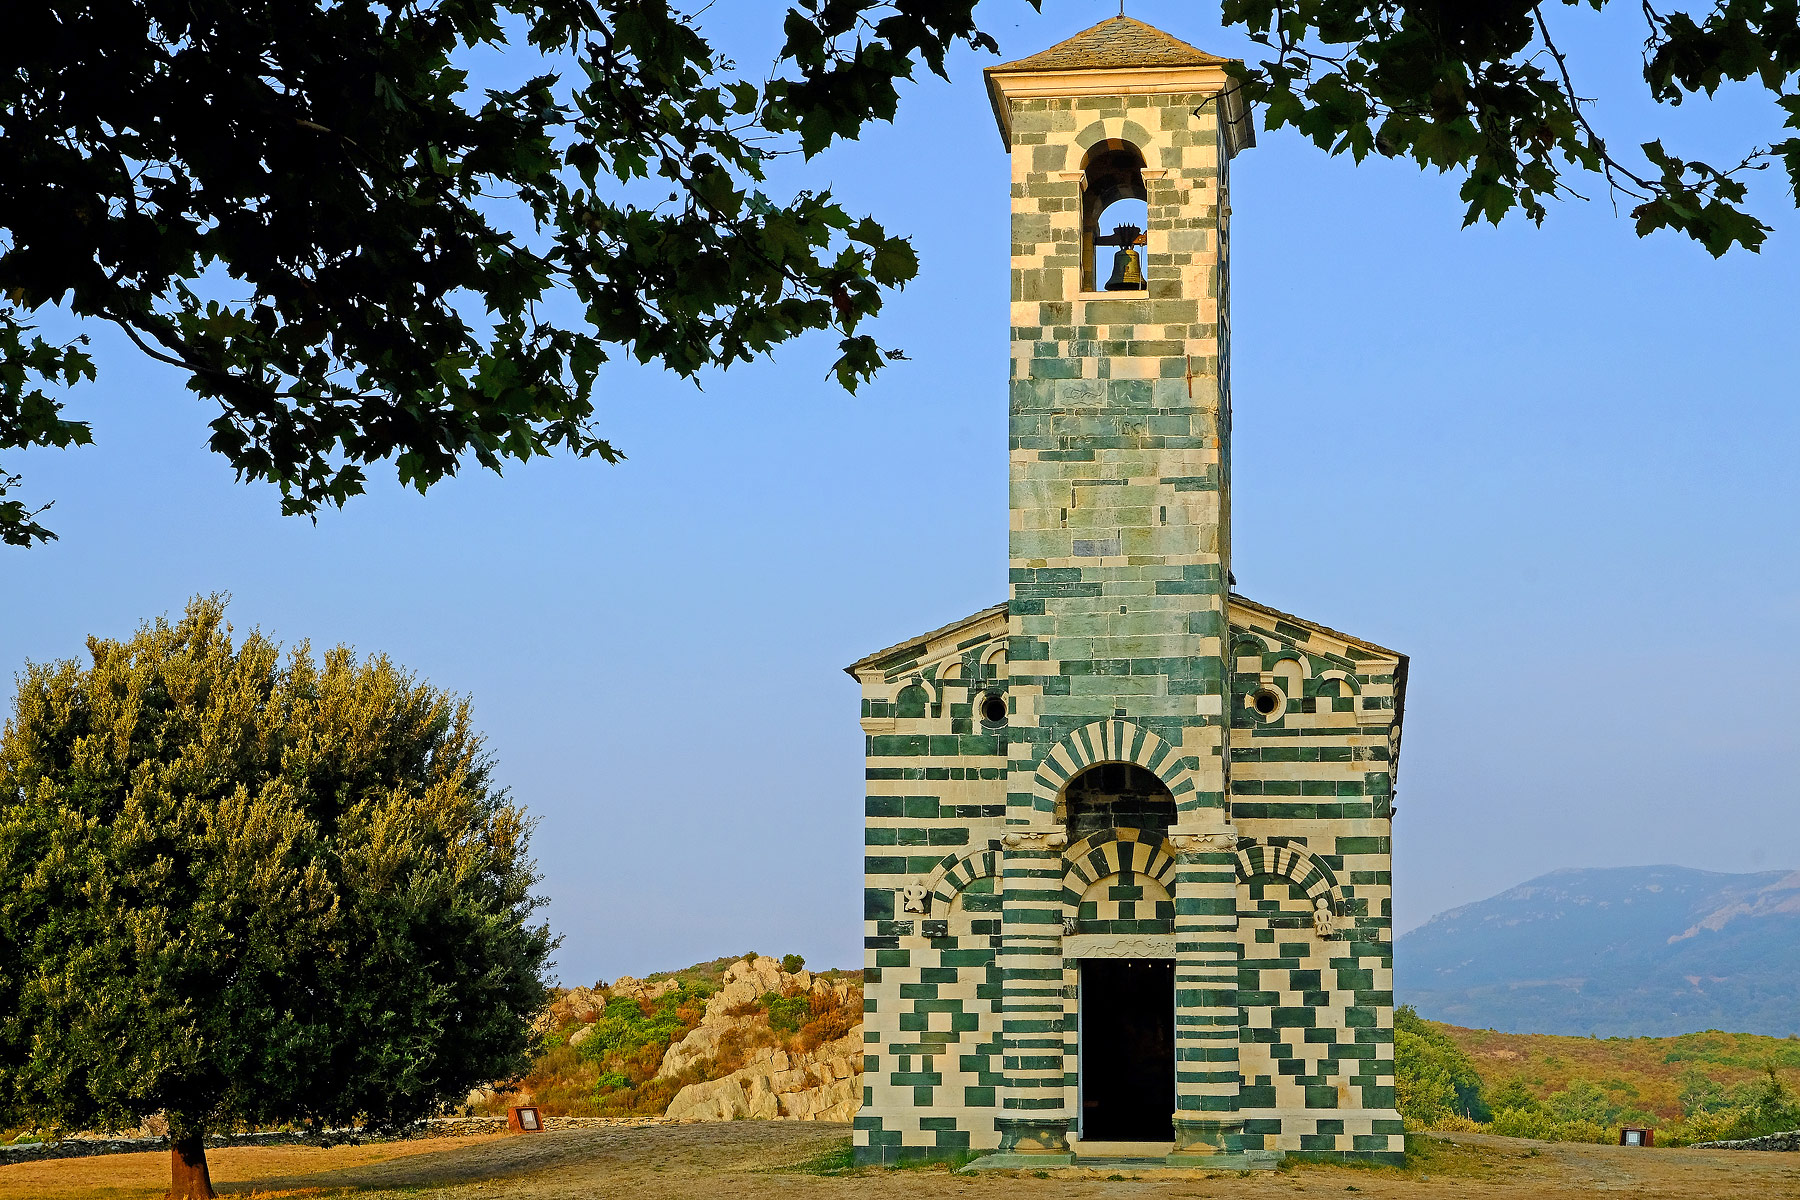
[847,18,1407,1168]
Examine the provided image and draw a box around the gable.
[847,595,1404,708]
[844,603,1007,684]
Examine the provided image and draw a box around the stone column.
[995,825,1071,1155]
[1167,826,1243,1161]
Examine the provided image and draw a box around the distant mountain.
[1395,865,1800,1037]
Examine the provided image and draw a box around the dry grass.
[7,1124,1800,1200]
[0,1133,510,1200]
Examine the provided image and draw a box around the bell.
[1104,245,1145,291]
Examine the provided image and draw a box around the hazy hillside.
[1436,1024,1800,1124]
[1397,865,1800,1037]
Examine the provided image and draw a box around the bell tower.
[985,16,1255,1159]
[851,13,1404,1169]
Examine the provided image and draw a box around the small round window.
[1251,687,1282,717]
[979,693,1009,727]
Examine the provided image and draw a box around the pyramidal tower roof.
[988,15,1231,73]
[982,16,1251,152]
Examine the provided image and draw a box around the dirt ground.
[3,1122,1798,1200]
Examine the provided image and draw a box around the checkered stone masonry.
[846,17,1405,1168]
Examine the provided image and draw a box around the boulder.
[549,986,606,1025]
[608,976,678,1004]
[658,1011,757,1078]
[663,1029,863,1124]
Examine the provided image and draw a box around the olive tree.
[0,596,554,1199]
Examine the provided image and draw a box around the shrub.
[1488,1107,1611,1144]
[781,954,807,974]
[1394,1005,1490,1127]
[763,992,812,1035]
[1546,1079,1620,1126]
[793,990,859,1053]
[1487,1079,1545,1114]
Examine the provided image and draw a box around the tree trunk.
[168,1131,216,1200]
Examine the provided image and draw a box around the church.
[846,16,1408,1169]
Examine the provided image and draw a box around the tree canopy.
[0,596,553,1198]
[3,1,1795,547]
[1225,1,1799,254]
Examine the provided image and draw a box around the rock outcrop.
[542,974,680,1034]
[664,1031,861,1122]
[656,956,862,1123]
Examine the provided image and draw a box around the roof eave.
[984,62,1254,156]
[843,602,1010,678]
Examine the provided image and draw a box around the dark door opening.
[1079,958,1175,1141]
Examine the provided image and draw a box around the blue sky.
[3,1,1796,988]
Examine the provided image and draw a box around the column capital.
[1001,827,1068,852]
[1168,826,1238,856]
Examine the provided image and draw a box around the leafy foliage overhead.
[3,2,1794,547]
[1223,0,1800,256]
[0,0,1019,544]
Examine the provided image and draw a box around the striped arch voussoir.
[1031,720,1193,811]
[1235,842,1339,908]
[1061,829,1177,908]
[927,843,1001,911]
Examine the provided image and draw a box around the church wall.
[1227,605,1404,1156]
[856,617,1011,1161]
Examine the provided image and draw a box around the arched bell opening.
[1080,140,1149,293]
[1062,761,1176,844]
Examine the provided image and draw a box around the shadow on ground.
[245,1122,843,1193]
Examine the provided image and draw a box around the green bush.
[1394,1005,1490,1126]
[781,954,807,974]
[577,992,698,1062]
[1546,1079,1619,1126]
[1487,1107,1611,1144]
[570,981,716,1110]
[763,991,812,1034]
[1486,1078,1544,1114]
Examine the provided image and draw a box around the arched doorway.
[1063,762,1177,1143]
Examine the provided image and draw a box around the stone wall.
[1691,1130,1800,1151]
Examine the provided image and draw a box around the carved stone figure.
[900,880,930,915]
[1312,897,1336,938]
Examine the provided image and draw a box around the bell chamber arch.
[1080,139,1149,293]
